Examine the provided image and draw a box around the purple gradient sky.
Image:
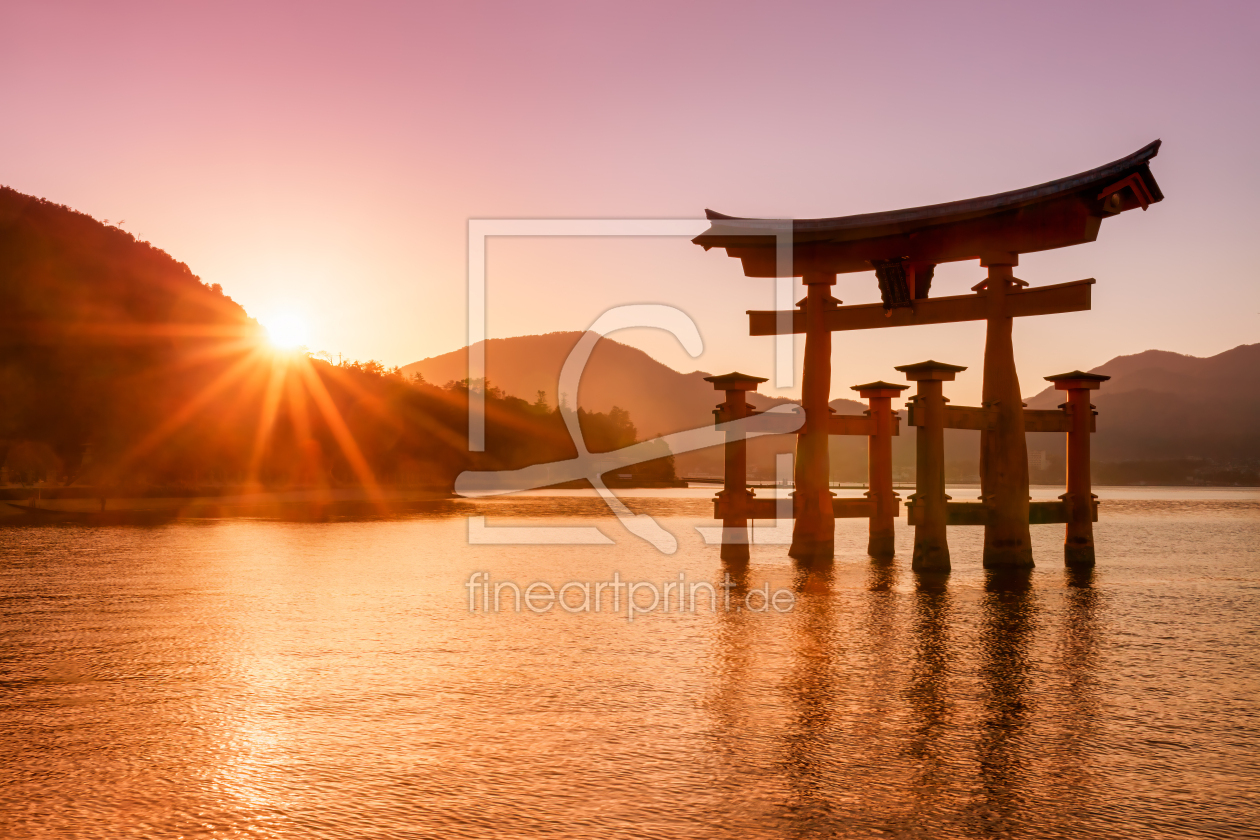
[3,0,1257,405]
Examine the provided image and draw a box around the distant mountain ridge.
[402,332,868,476]
[1027,344,1260,406]
[401,330,868,421]
[407,335,1260,484]
[1025,344,1260,481]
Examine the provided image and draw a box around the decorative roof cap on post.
[894,360,968,382]
[704,372,768,391]
[850,380,911,398]
[1044,370,1111,390]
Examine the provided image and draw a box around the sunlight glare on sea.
[1,489,1257,839]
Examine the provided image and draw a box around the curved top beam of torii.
[692,140,1163,279]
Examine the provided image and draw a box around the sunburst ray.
[294,357,385,503]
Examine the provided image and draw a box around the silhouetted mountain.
[0,186,262,478]
[0,187,674,493]
[403,331,870,478]
[1024,344,1260,483]
[404,332,721,438]
[407,334,1260,486]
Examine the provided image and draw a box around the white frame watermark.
[461,219,797,551]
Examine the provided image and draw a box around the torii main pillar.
[790,272,838,562]
[979,256,1034,568]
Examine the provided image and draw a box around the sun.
[262,312,309,350]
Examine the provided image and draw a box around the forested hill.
[0,186,255,336]
[0,188,674,490]
[0,186,261,478]
[1023,343,1260,483]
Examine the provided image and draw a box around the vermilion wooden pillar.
[979,259,1034,568]
[790,273,838,563]
[897,361,966,572]
[1045,370,1109,566]
[852,380,909,559]
[705,372,767,562]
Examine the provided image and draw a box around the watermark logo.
[456,305,802,551]
[466,571,796,620]
[459,219,798,552]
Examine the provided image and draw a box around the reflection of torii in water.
[694,140,1165,566]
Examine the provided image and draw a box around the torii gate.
[693,141,1164,566]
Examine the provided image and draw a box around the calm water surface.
[2,490,1258,839]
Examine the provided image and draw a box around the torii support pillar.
[705,372,767,562]
[897,361,967,572]
[790,273,838,563]
[852,380,909,559]
[1045,370,1110,566]
[979,258,1034,568]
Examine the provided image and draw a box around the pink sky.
[3,0,1257,406]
